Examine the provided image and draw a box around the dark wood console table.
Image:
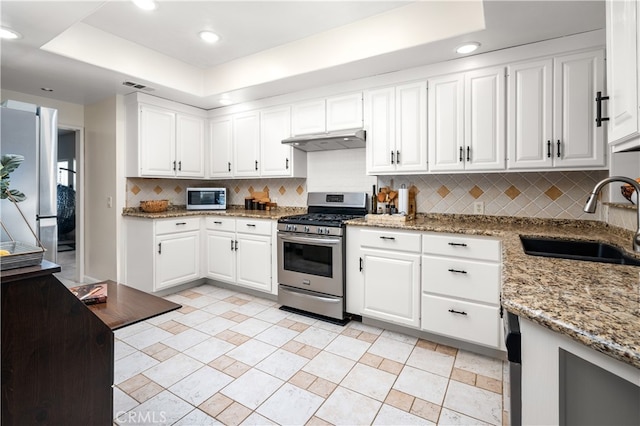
[1,263,181,425]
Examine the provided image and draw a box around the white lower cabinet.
[421,233,502,349]
[204,217,272,293]
[359,228,421,328]
[125,217,200,293]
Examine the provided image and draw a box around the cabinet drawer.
[155,217,200,235]
[205,217,236,232]
[360,229,421,252]
[422,255,500,304]
[422,233,501,261]
[236,218,272,236]
[421,294,500,348]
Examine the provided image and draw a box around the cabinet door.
[261,106,293,177]
[209,116,233,178]
[233,111,260,177]
[155,232,200,290]
[176,114,205,177]
[507,59,554,169]
[205,230,236,283]
[139,105,176,176]
[361,248,420,327]
[292,99,325,135]
[428,74,465,172]
[396,82,428,173]
[326,93,363,131]
[464,66,506,171]
[236,234,272,292]
[606,0,640,145]
[553,50,606,168]
[365,87,396,173]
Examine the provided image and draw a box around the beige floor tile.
[359,353,383,368]
[118,374,150,394]
[297,345,321,359]
[385,389,414,412]
[451,367,476,386]
[142,342,169,356]
[416,339,438,351]
[130,381,163,403]
[290,322,310,332]
[282,340,306,354]
[230,313,250,323]
[199,393,233,418]
[277,318,296,328]
[476,374,502,394]
[167,323,190,334]
[435,344,458,356]
[216,401,252,425]
[178,305,197,314]
[152,347,180,362]
[503,409,510,426]
[220,311,239,320]
[224,361,251,378]
[215,329,237,341]
[410,397,441,423]
[379,358,403,375]
[289,370,317,390]
[209,355,236,371]
[357,331,379,343]
[227,333,251,346]
[340,328,361,339]
[225,296,250,306]
[306,415,334,426]
[308,377,337,398]
[158,320,181,331]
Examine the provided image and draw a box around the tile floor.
[114,284,510,425]
[54,249,77,287]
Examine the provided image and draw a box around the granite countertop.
[346,214,640,369]
[122,205,306,220]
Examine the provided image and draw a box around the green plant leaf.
[6,189,26,202]
[0,154,24,175]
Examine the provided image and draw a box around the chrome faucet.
[584,176,640,252]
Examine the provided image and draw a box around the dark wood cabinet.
[1,261,114,425]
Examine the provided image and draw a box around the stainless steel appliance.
[186,187,226,210]
[277,192,367,322]
[0,100,58,263]
[504,311,521,426]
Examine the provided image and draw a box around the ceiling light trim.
[0,27,22,40]
[456,42,481,54]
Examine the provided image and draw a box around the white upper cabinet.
[139,105,176,177]
[553,50,605,168]
[507,50,605,170]
[260,106,307,177]
[365,82,427,174]
[176,114,206,177]
[209,116,233,178]
[232,111,261,177]
[126,93,206,178]
[429,67,505,172]
[428,74,465,171]
[292,92,363,136]
[605,0,640,151]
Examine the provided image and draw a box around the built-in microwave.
[186,187,226,210]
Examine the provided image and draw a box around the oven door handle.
[279,234,342,245]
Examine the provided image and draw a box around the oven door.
[277,231,343,296]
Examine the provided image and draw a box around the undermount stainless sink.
[520,236,640,266]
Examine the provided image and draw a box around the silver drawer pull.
[448,268,467,274]
[379,236,395,240]
[448,242,467,247]
[448,309,467,316]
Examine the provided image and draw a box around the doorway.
[54,126,83,286]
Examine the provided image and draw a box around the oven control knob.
[293,225,297,232]
[324,227,331,235]
[317,228,323,234]
[304,226,310,233]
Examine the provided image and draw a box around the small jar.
[251,199,259,210]
[245,197,254,210]
[258,202,266,210]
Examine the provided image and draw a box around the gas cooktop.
[278,213,364,228]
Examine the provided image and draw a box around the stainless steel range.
[277,192,368,322]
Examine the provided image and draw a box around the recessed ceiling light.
[0,27,21,40]
[40,88,54,92]
[199,31,220,44]
[219,98,232,106]
[456,42,480,54]
[132,0,157,11]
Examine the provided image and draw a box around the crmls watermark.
[115,411,167,424]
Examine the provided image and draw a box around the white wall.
[1,89,84,129]
[306,148,376,193]
[84,96,118,281]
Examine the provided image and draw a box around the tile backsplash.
[127,170,610,221]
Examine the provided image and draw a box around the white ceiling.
[0,0,605,110]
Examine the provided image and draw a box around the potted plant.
[0,154,26,202]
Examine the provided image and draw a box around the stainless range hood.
[282,128,366,152]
